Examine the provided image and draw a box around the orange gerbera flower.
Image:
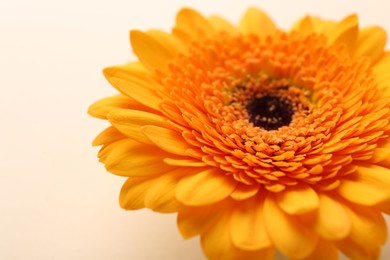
[89,7,390,259]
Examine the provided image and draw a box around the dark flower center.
[246,94,294,130]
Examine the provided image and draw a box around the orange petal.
[104,140,173,176]
[130,30,174,73]
[230,183,259,201]
[291,16,315,33]
[107,109,166,144]
[264,195,318,259]
[353,26,387,62]
[311,194,351,240]
[229,197,272,250]
[337,165,390,206]
[144,169,183,213]
[202,213,275,260]
[208,15,238,35]
[344,203,387,248]
[107,76,161,110]
[141,125,191,155]
[176,168,237,206]
[327,14,359,51]
[177,201,227,239]
[337,238,380,260]
[373,52,390,88]
[239,7,277,37]
[88,94,135,119]
[175,8,214,39]
[275,184,319,215]
[119,176,155,210]
[92,126,126,146]
[146,29,185,55]
[292,240,338,260]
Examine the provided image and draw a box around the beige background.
[1,0,390,259]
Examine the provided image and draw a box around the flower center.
[246,94,294,131]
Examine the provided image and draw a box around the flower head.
[89,7,390,259]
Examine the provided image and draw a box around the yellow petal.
[292,240,338,260]
[230,183,259,201]
[337,238,380,260]
[208,15,238,35]
[291,16,314,33]
[141,125,190,155]
[163,157,206,167]
[239,7,277,37]
[264,195,318,259]
[103,62,151,83]
[176,168,237,206]
[146,29,185,55]
[353,26,387,62]
[275,184,319,215]
[104,139,173,177]
[202,213,275,260]
[92,126,125,146]
[229,198,272,250]
[311,194,351,240]
[372,51,390,88]
[108,77,161,110]
[327,14,358,51]
[175,8,214,39]
[310,17,336,34]
[144,169,182,213]
[337,165,390,206]
[119,176,155,210]
[344,203,387,247]
[177,200,228,239]
[130,30,174,73]
[88,94,135,119]
[107,109,166,144]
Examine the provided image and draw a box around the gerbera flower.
[89,7,390,259]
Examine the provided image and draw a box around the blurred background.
[1,0,389,259]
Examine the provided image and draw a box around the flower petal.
[229,197,272,250]
[337,238,380,260]
[130,30,174,73]
[275,184,319,215]
[119,176,155,210]
[141,125,191,155]
[208,15,238,35]
[230,183,259,201]
[144,169,183,213]
[175,8,214,39]
[337,165,390,206]
[176,168,237,206]
[344,203,387,248]
[107,77,161,110]
[239,7,277,37]
[146,29,185,55]
[373,52,390,88]
[202,213,275,260]
[293,240,338,260]
[177,201,228,239]
[107,109,166,144]
[353,26,387,62]
[104,139,173,176]
[264,195,318,259]
[311,194,351,240]
[88,94,136,119]
[92,126,126,146]
[327,14,358,50]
